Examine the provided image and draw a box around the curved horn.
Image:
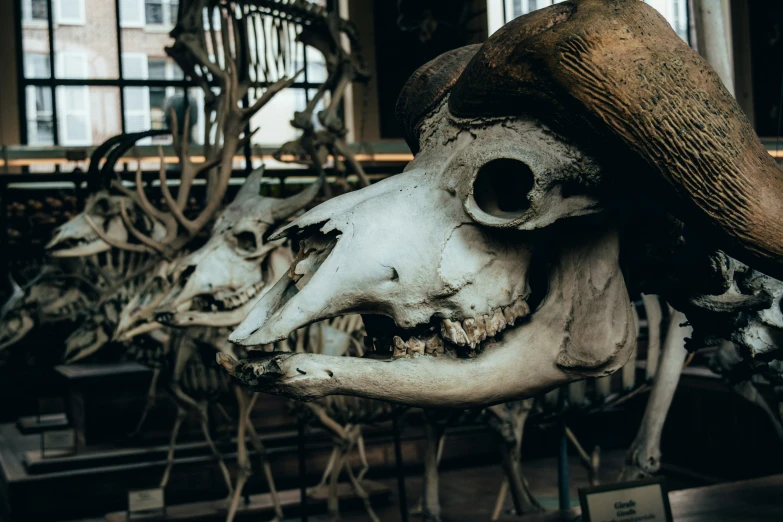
[99,130,171,186]
[395,44,480,154]
[87,133,127,193]
[234,165,266,201]
[270,165,327,223]
[449,0,783,280]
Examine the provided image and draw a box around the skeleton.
[220,0,783,421]
[150,165,397,521]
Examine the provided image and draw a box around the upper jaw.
[157,279,267,327]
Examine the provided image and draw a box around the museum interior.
[0,0,782,521]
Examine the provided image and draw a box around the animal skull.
[154,167,320,329]
[46,190,165,257]
[222,0,783,407]
[0,270,92,352]
[224,102,636,407]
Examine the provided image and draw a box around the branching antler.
[113,0,302,257]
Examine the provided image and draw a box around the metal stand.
[558,420,570,511]
[298,419,308,522]
[392,415,409,522]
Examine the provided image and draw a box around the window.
[22,0,48,22]
[56,52,92,145]
[145,0,178,26]
[24,53,50,79]
[119,0,145,28]
[490,0,688,42]
[56,0,86,25]
[25,86,54,145]
[17,1,318,147]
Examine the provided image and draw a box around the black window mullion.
[46,0,59,145]
[15,0,28,144]
[115,0,127,134]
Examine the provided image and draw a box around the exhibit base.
[104,481,390,521]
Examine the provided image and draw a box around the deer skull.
[47,191,165,257]
[154,167,320,329]
[0,271,92,351]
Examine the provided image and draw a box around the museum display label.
[127,487,165,518]
[41,428,76,457]
[579,477,673,522]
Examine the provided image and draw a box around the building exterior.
[20,0,326,148]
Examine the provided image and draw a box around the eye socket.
[472,158,534,218]
[235,231,257,252]
[91,198,111,215]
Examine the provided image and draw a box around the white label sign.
[128,488,165,514]
[42,429,76,456]
[580,479,672,522]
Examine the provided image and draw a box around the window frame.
[16,0,327,150]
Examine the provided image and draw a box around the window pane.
[145,0,164,24]
[25,86,54,145]
[121,11,184,82]
[22,0,51,80]
[53,1,119,78]
[56,86,122,146]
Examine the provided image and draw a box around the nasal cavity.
[472,158,534,218]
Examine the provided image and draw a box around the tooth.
[462,318,477,346]
[392,336,407,358]
[408,337,425,356]
[503,307,516,325]
[488,308,506,336]
[509,297,530,319]
[476,315,488,341]
[247,286,256,298]
[441,319,469,346]
[424,335,444,355]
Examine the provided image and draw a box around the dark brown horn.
[395,44,481,154]
[449,0,783,280]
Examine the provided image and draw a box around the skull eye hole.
[235,231,257,252]
[472,159,534,218]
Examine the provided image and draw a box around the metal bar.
[114,0,127,134]
[14,0,28,144]
[22,78,325,89]
[558,420,570,511]
[298,419,309,522]
[46,0,59,145]
[393,415,409,522]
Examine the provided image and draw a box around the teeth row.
[392,334,445,358]
[217,280,266,310]
[441,296,530,349]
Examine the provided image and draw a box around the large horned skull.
[154,167,322,329]
[222,0,783,408]
[223,100,636,407]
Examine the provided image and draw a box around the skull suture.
[221,0,783,408]
[153,167,319,329]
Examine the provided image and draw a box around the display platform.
[104,481,390,521]
[16,412,69,434]
[0,416,498,521]
[515,474,783,522]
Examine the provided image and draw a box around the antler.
[109,1,302,256]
